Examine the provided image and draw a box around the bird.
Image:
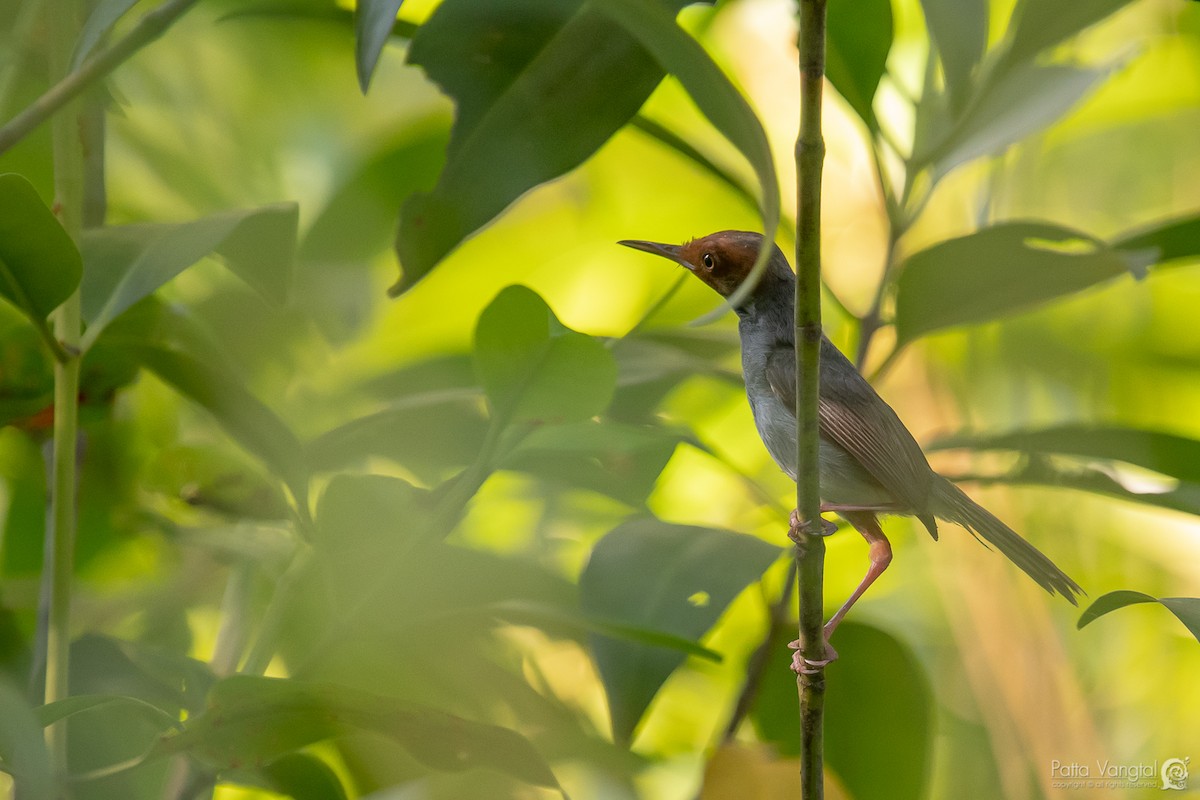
[619,231,1082,672]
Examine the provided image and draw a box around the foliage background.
[1,0,1199,799]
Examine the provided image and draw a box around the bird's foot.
[788,510,838,545]
[788,638,838,675]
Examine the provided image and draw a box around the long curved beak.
[618,239,693,271]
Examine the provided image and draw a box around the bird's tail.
[931,477,1083,604]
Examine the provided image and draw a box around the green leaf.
[1078,591,1200,643]
[79,204,298,350]
[391,0,696,293]
[128,344,308,508]
[580,518,782,742]
[1005,0,1134,65]
[0,172,83,327]
[261,752,348,800]
[751,621,933,800]
[826,0,892,128]
[157,676,559,789]
[894,221,1137,343]
[914,63,1108,177]
[0,679,54,800]
[920,0,986,108]
[1113,211,1200,267]
[34,694,182,731]
[474,285,616,425]
[71,0,140,68]
[354,0,406,93]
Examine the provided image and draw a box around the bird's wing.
[764,339,936,515]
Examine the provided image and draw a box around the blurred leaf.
[501,420,691,505]
[79,204,299,350]
[0,679,54,800]
[920,0,986,108]
[1078,591,1200,642]
[0,172,83,333]
[1114,210,1200,267]
[894,222,1137,343]
[391,0,695,293]
[826,0,892,129]
[580,518,782,741]
[34,694,181,731]
[261,752,348,800]
[701,743,852,800]
[1004,0,1133,65]
[474,285,616,425]
[128,344,308,507]
[355,0,406,92]
[71,0,140,68]
[751,620,933,800]
[914,63,1108,177]
[157,676,559,789]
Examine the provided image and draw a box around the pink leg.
[790,511,893,674]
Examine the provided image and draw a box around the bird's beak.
[618,239,694,271]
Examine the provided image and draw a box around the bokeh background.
[1,0,1199,798]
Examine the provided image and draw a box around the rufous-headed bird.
[620,231,1081,672]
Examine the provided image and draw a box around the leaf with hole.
[580,518,781,742]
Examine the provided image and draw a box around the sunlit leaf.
[0,172,83,327]
[391,0,697,293]
[920,0,986,108]
[156,676,560,789]
[1004,0,1134,66]
[80,204,299,350]
[71,0,140,68]
[128,344,308,507]
[580,518,782,742]
[826,0,892,128]
[1078,591,1200,643]
[894,222,1138,343]
[0,679,54,800]
[914,63,1108,177]
[355,0,406,92]
[474,285,616,425]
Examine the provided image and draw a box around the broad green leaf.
[128,344,308,508]
[261,752,348,800]
[596,0,779,313]
[580,518,782,742]
[354,0,406,92]
[1004,0,1134,66]
[920,0,986,108]
[156,676,559,789]
[0,172,83,326]
[1078,591,1200,643]
[501,420,692,505]
[1114,211,1200,266]
[0,679,54,800]
[751,621,933,800]
[914,63,1107,177]
[391,0,697,293]
[71,0,140,68]
[79,204,298,350]
[474,285,616,425]
[894,222,1137,343]
[826,0,892,128]
[34,694,181,731]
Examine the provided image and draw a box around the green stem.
[44,0,86,776]
[795,0,828,797]
[0,0,200,156]
[241,544,313,676]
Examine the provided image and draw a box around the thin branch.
[794,0,828,797]
[0,0,200,156]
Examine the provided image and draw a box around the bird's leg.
[787,508,838,543]
[789,511,892,674]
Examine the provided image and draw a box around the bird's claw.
[788,638,838,675]
[788,510,837,545]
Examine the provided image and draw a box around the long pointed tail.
[931,477,1083,604]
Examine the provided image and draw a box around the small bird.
[620,231,1082,672]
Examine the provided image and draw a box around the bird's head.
[618,230,790,301]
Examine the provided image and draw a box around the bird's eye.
[702,253,715,270]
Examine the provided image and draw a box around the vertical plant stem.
[44,0,86,774]
[795,0,828,797]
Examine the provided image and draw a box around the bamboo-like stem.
[0,0,200,156]
[43,0,86,775]
[794,0,828,797]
